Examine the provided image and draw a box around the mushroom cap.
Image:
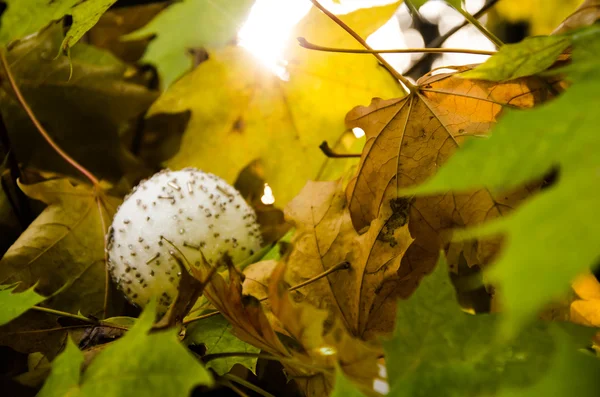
[107,168,262,310]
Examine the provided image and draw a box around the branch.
[287,261,350,293]
[298,37,496,56]
[0,50,100,187]
[307,0,416,91]
[319,141,361,158]
[30,305,129,330]
[406,0,500,77]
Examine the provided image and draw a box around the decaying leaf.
[0,177,120,316]
[191,258,383,396]
[149,3,403,206]
[0,24,157,182]
[285,180,413,340]
[268,261,383,397]
[0,176,121,355]
[0,312,68,359]
[192,261,290,357]
[400,26,600,336]
[346,65,558,275]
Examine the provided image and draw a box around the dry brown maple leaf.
[346,65,559,274]
[192,259,382,397]
[191,261,290,357]
[284,179,413,340]
[268,261,382,397]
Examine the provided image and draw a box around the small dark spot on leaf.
[377,197,413,247]
[232,117,245,134]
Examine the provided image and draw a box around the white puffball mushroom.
[106,168,262,312]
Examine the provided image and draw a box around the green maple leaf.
[149,2,404,206]
[37,338,83,397]
[39,300,214,397]
[382,258,599,397]
[0,0,117,51]
[0,284,45,326]
[329,257,600,396]
[461,35,571,81]
[124,0,254,88]
[185,314,260,375]
[404,25,600,336]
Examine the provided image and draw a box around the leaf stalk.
[319,141,361,158]
[298,37,496,56]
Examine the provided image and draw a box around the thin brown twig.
[298,37,497,56]
[223,374,276,397]
[96,195,111,319]
[224,381,250,397]
[30,305,129,331]
[182,309,221,325]
[0,50,100,187]
[319,141,361,158]
[4,325,90,335]
[307,0,416,91]
[286,261,350,294]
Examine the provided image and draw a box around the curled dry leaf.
[346,65,559,274]
[192,259,383,396]
[284,179,413,340]
[553,0,600,34]
[268,261,382,397]
[190,261,290,357]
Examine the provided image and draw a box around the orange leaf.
[346,65,559,272]
[284,179,414,340]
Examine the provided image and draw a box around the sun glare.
[238,0,311,80]
[352,127,366,138]
[237,0,405,79]
[260,183,276,205]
